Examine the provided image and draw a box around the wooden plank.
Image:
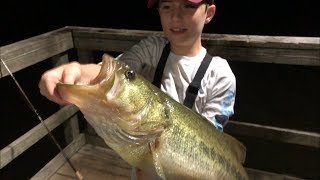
[68,26,163,41]
[85,134,109,148]
[0,105,79,169]
[201,33,320,49]
[246,168,305,180]
[225,121,320,148]
[52,144,131,180]
[51,52,70,66]
[47,173,75,180]
[69,26,320,66]
[63,113,81,145]
[205,46,320,66]
[69,26,319,50]
[74,38,138,52]
[31,133,86,180]
[77,49,95,63]
[0,28,74,78]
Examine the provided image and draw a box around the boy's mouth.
[170,28,187,33]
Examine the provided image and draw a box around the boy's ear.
[205,5,216,24]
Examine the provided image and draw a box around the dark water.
[1,0,319,179]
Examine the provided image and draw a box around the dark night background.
[1,0,319,179]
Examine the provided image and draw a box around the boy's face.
[158,0,215,50]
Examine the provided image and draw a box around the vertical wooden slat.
[77,49,94,63]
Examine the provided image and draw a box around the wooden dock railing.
[1,26,319,179]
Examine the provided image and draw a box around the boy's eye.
[160,5,170,9]
[159,3,171,9]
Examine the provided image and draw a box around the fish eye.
[125,70,135,80]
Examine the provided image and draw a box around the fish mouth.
[56,54,117,109]
[57,54,164,145]
[92,54,117,85]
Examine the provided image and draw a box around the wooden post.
[77,49,94,64]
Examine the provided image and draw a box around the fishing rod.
[0,58,84,180]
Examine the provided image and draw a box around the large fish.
[57,54,249,180]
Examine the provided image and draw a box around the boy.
[39,0,235,178]
[39,0,235,131]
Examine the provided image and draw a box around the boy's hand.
[39,62,100,105]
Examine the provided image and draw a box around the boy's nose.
[170,7,183,20]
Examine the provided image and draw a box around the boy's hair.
[148,0,214,8]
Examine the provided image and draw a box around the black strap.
[152,43,212,109]
[152,43,171,88]
[183,53,212,108]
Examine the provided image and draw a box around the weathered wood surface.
[31,133,86,180]
[32,137,304,180]
[33,142,131,180]
[0,105,79,169]
[226,120,320,148]
[67,26,320,66]
[246,168,305,180]
[0,29,73,78]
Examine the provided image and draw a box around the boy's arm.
[197,60,236,132]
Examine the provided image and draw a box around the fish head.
[57,54,168,145]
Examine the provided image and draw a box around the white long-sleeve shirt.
[117,36,236,131]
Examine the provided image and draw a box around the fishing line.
[0,58,84,180]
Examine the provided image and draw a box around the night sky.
[1,0,319,46]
